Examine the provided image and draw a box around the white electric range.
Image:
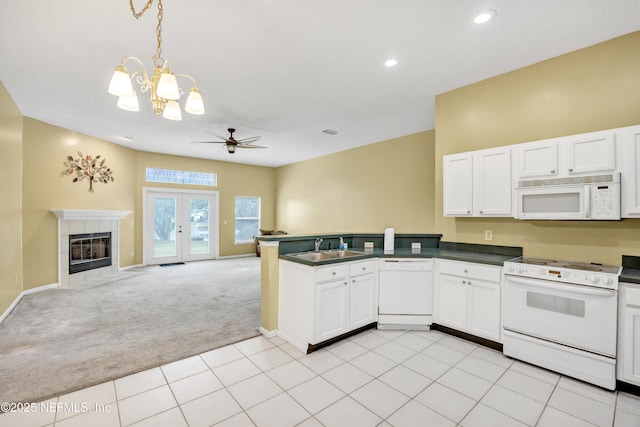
[502,256,621,390]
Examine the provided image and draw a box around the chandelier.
[107,0,204,121]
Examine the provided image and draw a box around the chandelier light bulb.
[108,66,133,97]
[162,100,182,121]
[156,70,180,100]
[116,90,140,112]
[185,88,205,115]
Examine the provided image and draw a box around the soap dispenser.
[339,237,345,250]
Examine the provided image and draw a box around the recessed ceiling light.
[384,59,398,67]
[474,10,496,24]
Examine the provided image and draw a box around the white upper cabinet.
[564,131,616,175]
[620,125,640,217]
[476,147,512,216]
[516,139,558,179]
[444,124,633,219]
[443,148,512,217]
[516,131,617,181]
[443,153,473,216]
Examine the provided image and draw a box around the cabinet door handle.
[352,279,356,283]
[332,272,336,276]
[568,168,573,172]
[462,280,466,284]
[467,210,471,214]
[464,269,468,273]
[551,170,556,174]
[468,281,472,285]
[479,210,483,214]
[344,281,348,285]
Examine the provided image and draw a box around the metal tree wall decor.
[60,151,115,193]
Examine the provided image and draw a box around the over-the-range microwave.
[516,173,621,220]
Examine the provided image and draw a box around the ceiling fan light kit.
[107,0,204,120]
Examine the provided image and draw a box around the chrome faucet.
[315,238,323,251]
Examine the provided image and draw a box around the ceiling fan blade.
[235,136,261,144]
[237,144,267,149]
[190,141,227,144]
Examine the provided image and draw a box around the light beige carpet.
[0,257,261,406]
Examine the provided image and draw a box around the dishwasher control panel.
[379,259,433,271]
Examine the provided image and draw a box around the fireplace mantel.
[51,209,132,220]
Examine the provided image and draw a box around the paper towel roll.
[384,227,395,252]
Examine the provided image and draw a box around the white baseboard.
[119,264,143,271]
[217,254,257,260]
[0,282,59,324]
[259,327,278,338]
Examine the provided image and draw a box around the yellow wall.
[134,152,276,260]
[435,32,640,265]
[22,118,137,289]
[276,131,436,234]
[0,82,23,314]
[18,119,277,290]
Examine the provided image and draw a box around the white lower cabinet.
[617,282,640,386]
[436,259,502,342]
[279,259,377,352]
[315,276,349,342]
[349,267,377,329]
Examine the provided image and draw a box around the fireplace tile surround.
[51,210,132,287]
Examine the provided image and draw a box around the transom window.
[145,168,216,186]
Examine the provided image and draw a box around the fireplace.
[69,232,112,274]
[51,209,132,287]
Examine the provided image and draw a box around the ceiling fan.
[191,128,266,154]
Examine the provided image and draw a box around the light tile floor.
[3,329,640,426]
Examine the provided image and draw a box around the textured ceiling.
[1,0,639,167]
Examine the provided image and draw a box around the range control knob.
[517,265,526,274]
[588,273,600,283]
[602,275,613,285]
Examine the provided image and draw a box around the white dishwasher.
[378,258,433,330]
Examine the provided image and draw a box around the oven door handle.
[505,275,616,297]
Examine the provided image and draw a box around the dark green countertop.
[621,268,640,285]
[621,255,640,284]
[279,247,517,267]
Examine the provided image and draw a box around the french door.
[143,188,219,265]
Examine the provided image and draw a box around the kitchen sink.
[289,249,365,261]
[323,249,365,258]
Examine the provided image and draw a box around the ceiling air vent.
[322,129,338,135]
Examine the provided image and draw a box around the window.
[146,167,216,186]
[235,196,260,244]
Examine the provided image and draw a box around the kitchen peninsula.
[256,232,522,351]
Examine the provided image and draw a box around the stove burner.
[562,263,603,272]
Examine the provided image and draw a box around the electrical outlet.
[364,242,374,248]
[131,250,135,258]
[484,230,493,241]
